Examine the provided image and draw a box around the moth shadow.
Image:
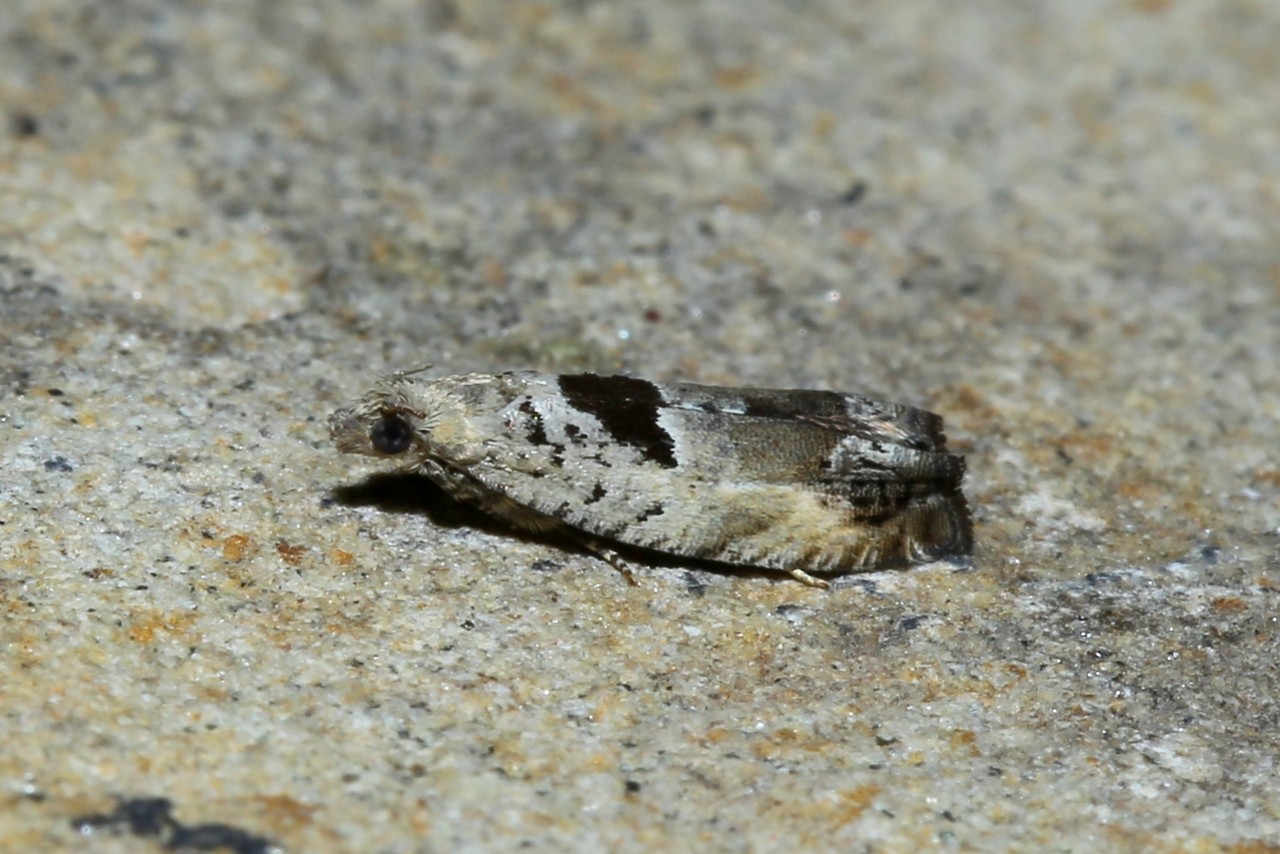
[329,471,605,560]
[328,471,806,587]
[332,471,510,533]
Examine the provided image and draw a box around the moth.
[328,370,972,587]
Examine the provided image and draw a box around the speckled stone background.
[2,1,1277,852]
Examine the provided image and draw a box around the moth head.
[329,398,422,458]
[329,373,483,465]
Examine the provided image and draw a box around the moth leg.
[787,567,830,589]
[577,537,639,586]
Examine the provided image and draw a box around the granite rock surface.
[1,1,1277,851]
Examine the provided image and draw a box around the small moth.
[329,370,972,587]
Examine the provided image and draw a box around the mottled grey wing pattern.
[660,380,950,452]
[462,373,971,575]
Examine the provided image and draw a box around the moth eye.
[370,414,414,455]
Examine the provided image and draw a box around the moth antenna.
[397,362,435,378]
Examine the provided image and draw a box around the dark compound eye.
[369,414,414,455]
